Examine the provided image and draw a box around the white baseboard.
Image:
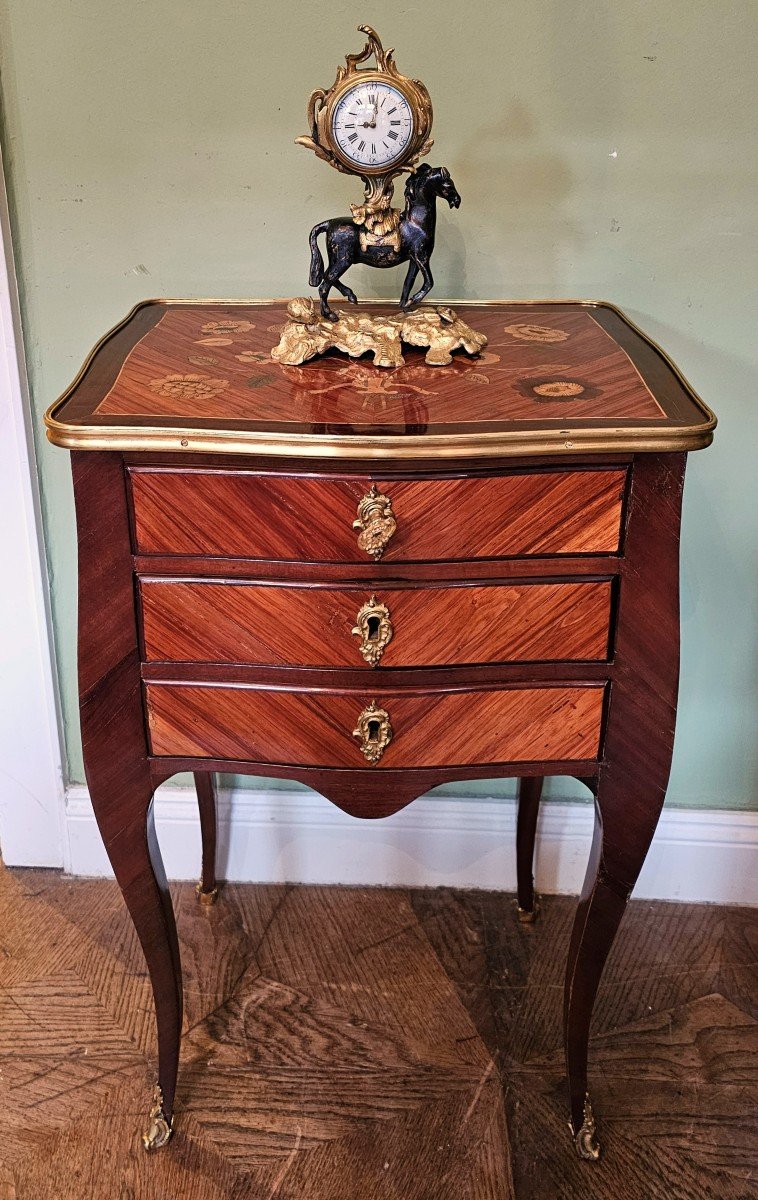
[62,783,758,906]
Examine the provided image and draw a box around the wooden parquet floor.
[0,864,754,1199]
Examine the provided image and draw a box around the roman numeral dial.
[331,81,414,170]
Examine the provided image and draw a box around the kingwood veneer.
[45,299,715,1162]
[146,682,606,766]
[129,466,627,559]
[139,578,613,667]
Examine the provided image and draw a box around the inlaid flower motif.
[310,365,435,398]
[533,381,585,398]
[515,376,598,403]
[200,319,256,336]
[504,323,570,343]
[188,354,220,367]
[468,372,490,385]
[149,373,229,400]
[245,374,276,389]
[235,350,270,364]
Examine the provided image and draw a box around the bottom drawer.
[145,682,605,769]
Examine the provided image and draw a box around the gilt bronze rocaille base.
[271,297,487,367]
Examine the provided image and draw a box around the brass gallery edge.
[44,298,717,460]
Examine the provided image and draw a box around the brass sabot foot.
[142,1084,174,1151]
[571,1095,601,1161]
[195,881,219,906]
[517,900,540,924]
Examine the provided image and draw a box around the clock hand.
[350,102,378,128]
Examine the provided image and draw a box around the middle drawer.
[139,577,613,668]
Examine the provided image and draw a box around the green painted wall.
[1,2,755,808]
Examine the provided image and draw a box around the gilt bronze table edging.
[44,297,716,460]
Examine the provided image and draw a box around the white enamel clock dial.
[331,80,414,169]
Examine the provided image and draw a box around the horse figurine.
[308,164,461,320]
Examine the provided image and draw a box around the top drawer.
[129,467,626,562]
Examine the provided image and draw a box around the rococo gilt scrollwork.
[572,1094,601,1161]
[351,594,394,667]
[142,1084,173,1151]
[352,484,397,560]
[271,297,488,368]
[296,25,433,196]
[352,700,393,764]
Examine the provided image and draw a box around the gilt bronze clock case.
[297,25,433,181]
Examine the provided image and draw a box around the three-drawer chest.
[45,299,715,1157]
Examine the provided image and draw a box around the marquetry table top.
[45,300,715,460]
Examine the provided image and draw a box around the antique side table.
[45,300,715,1158]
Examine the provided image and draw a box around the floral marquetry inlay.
[307,364,436,399]
[234,350,271,364]
[200,320,256,336]
[533,382,586,398]
[516,376,600,404]
[187,354,221,367]
[89,303,668,426]
[504,324,571,343]
[149,374,229,401]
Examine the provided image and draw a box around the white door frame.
[0,144,65,867]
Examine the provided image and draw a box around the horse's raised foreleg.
[400,262,419,309]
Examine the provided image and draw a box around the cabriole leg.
[563,789,663,1159]
[562,452,686,1159]
[194,772,219,905]
[516,776,543,921]
[84,697,182,1151]
[74,452,183,1149]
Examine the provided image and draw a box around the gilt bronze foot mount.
[571,1095,601,1161]
[142,1084,174,1151]
[517,900,540,924]
[195,881,219,906]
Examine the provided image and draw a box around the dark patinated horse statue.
[308,164,461,320]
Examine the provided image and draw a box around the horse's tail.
[309,221,329,286]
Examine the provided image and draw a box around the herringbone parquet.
[0,864,754,1199]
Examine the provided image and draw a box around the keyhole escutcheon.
[352,701,393,765]
[351,595,393,667]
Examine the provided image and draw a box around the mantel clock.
[295,25,462,321]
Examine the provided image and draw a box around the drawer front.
[145,683,605,768]
[140,578,613,667]
[129,468,626,561]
